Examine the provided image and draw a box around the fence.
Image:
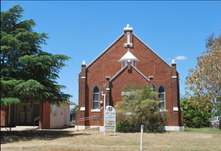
[75,116,100,131]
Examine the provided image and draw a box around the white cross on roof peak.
[124,24,133,31]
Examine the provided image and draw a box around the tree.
[180,97,211,128]
[71,105,78,114]
[1,5,72,106]
[186,32,221,113]
[115,85,169,133]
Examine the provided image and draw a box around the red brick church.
[76,24,184,131]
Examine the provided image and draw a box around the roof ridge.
[87,34,124,68]
[133,33,172,68]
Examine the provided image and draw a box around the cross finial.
[124,24,133,31]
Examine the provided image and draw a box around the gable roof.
[86,32,171,69]
[87,34,124,68]
[133,33,171,68]
[103,64,154,87]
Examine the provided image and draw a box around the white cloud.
[175,56,187,60]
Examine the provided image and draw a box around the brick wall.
[77,30,182,127]
[111,65,151,106]
[0,105,8,126]
[39,101,50,129]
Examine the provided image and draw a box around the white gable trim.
[103,64,153,87]
[87,34,124,68]
[133,33,172,69]
[131,65,150,82]
[103,65,128,87]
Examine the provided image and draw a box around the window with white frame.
[121,92,131,96]
[61,105,63,115]
[53,104,57,116]
[93,86,99,109]
[158,86,165,108]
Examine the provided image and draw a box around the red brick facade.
[1,105,9,126]
[76,25,183,129]
[39,101,51,129]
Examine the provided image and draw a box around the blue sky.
[2,1,221,108]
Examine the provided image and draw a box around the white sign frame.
[104,106,116,136]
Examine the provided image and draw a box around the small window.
[158,86,165,108]
[121,92,131,96]
[53,104,57,116]
[61,105,63,115]
[93,86,99,109]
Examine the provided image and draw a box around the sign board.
[92,116,99,121]
[104,106,116,132]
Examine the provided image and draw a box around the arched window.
[93,86,99,109]
[158,86,165,108]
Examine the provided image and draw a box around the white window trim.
[159,87,166,109]
[61,105,63,115]
[53,104,57,116]
[159,92,166,108]
[121,92,131,96]
[92,86,100,109]
[160,108,167,112]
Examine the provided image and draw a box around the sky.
[1,1,221,109]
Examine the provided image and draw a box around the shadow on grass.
[1,130,90,144]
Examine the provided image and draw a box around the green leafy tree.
[1,5,72,106]
[71,105,78,114]
[180,97,212,128]
[186,32,221,113]
[115,85,169,133]
[213,110,221,117]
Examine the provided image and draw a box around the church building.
[76,24,184,131]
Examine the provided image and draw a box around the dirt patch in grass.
[1,129,221,151]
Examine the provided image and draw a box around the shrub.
[115,84,169,133]
[145,111,168,133]
[116,120,144,133]
[116,120,130,133]
[180,97,211,128]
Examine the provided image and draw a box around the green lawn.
[183,127,221,134]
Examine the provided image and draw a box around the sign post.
[104,106,116,136]
[140,125,144,151]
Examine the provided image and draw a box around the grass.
[183,127,221,134]
[1,127,221,151]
